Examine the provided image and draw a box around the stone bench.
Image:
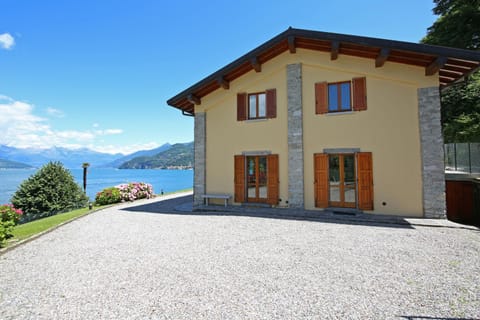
[201,194,231,207]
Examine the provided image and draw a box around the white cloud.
[0,33,15,50]
[94,128,124,135]
[46,107,65,118]
[0,95,127,151]
[88,142,160,155]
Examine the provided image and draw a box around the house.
[167,28,480,218]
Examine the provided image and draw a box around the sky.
[0,0,438,155]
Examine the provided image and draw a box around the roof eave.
[167,27,480,113]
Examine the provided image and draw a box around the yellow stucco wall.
[196,49,439,216]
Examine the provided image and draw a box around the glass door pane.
[247,157,256,199]
[343,155,356,204]
[329,155,340,203]
[258,156,267,199]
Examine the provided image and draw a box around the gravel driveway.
[1,194,479,319]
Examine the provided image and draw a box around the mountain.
[101,143,172,168]
[0,145,122,168]
[0,158,33,169]
[119,142,193,169]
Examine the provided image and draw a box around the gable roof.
[167,27,480,115]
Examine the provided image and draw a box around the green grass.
[7,207,99,246]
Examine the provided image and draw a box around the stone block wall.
[418,86,446,218]
[287,63,304,208]
[193,112,206,207]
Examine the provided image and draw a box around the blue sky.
[0,0,437,154]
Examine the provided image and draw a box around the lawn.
[7,207,97,246]
[2,189,193,249]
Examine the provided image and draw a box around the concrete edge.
[191,205,479,230]
[0,207,102,256]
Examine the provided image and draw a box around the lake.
[0,168,193,204]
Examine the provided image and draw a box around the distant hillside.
[0,145,122,168]
[0,158,33,169]
[119,142,193,169]
[101,143,172,168]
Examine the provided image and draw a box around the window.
[315,77,367,114]
[237,89,276,121]
[328,82,351,112]
[248,92,266,119]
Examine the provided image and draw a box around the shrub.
[11,161,89,222]
[0,204,23,246]
[116,182,154,202]
[94,182,154,206]
[95,187,121,205]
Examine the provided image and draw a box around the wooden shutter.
[314,153,329,208]
[315,82,328,114]
[266,89,277,118]
[352,77,367,111]
[237,93,247,121]
[357,152,374,210]
[234,155,246,203]
[267,154,279,205]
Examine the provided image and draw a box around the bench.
[201,194,231,207]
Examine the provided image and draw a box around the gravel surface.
[1,195,479,319]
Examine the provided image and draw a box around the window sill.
[245,118,268,123]
[325,111,354,116]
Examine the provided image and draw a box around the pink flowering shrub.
[116,182,154,202]
[95,182,154,206]
[0,204,23,247]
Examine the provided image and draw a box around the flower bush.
[0,204,23,247]
[95,187,121,206]
[116,182,154,202]
[94,182,154,205]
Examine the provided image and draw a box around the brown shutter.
[237,93,247,121]
[314,153,329,208]
[357,152,374,210]
[266,89,277,118]
[352,77,367,111]
[267,154,279,205]
[315,82,328,114]
[234,155,246,203]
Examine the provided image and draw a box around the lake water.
[0,168,193,204]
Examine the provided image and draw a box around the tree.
[11,161,89,222]
[82,162,90,193]
[423,0,480,49]
[422,0,480,142]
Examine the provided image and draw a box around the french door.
[328,154,356,208]
[247,156,268,203]
[234,154,279,205]
[314,152,373,210]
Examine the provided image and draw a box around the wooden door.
[314,153,329,208]
[267,154,279,205]
[357,152,373,210]
[234,155,245,203]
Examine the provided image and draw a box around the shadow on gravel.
[121,195,415,229]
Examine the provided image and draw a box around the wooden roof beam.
[375,48,390,68]
[331,41,339,60]
[251,57,261,72]
[426,56,448,76]
[217,76,230,89]
[288,36,296,53]
[187,94,201,105]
